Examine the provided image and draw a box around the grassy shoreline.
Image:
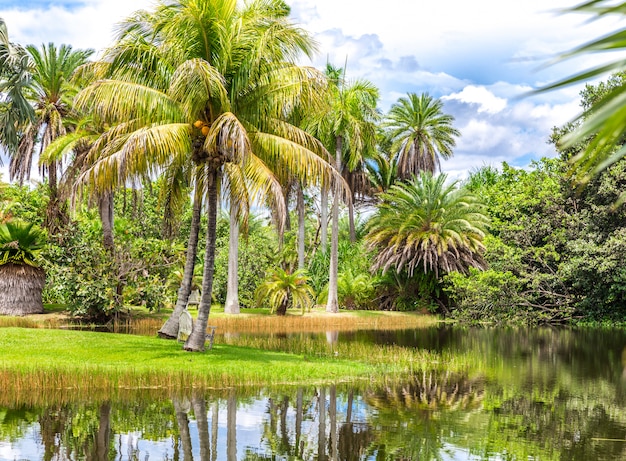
[0,311,472,391]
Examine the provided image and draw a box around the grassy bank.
[3,306,438,335]
[0,315,476,391]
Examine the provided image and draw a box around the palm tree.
[7,43,93,233]
[306,67,379,313]
[366,172,489,279]
[384,93,460,180]
[254,267,314,315]
[536,1,626,185]
[0,220,45,315]
[0,19,35,159]
[75,0,341,350]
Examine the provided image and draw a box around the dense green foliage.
[2,3,626,324]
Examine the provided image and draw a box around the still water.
[2,326,626,460]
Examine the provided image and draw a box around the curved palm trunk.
[185,170,219,352]
[224,202,240,314]
[326,137,342,313]
[158,189,202,339]
[297,182,305,270]
[320,187,328,253]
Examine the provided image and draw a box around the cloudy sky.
[0,0,623,180]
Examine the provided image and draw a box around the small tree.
[255,268,314,316]
[0,220,46,315]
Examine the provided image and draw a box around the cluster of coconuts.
[194,119,210,136]
[192,120,230,167]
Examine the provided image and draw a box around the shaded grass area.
[7,306,438,335]
[0,325,471,392]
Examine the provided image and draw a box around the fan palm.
[0,220,46,315]
[385,93,459,180]
[366,172,489,279]
[255,268,313,315]
[75,0,341,350]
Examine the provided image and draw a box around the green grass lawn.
[0,327,395,391]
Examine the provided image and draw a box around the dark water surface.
[2,326,626,460]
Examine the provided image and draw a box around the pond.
[1,326,626,460]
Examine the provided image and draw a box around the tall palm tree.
[10,43,93,232]
[0,19,35,156]
[306,66,379,312]
[366,172,489,278]
[384,93,459,180]
[75,0,341,350]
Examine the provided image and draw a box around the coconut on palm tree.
[366,173,489,300]
[384,93,460,180]
[0,220,45,315]
[74,0,343,350]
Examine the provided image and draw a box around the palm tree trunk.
[193,394,210,461]
[158,188,202,339]
[348,191,356,243]
[320,186,328,253]
[185,170,219,351]
[330,386,337,461]
[211,400,219,461]
[295,388,303,456]
[173,398,194,461]
[326,136,341,313]
[224,201,240,314]
[318,387,326,461]
[227,391,237,461]
[276,297,289,316]
[297,182,305,270]
[98,190,115,253]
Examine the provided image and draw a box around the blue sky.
[0,0,624,181]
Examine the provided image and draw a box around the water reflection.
[2,327,626,460]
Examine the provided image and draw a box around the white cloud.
[443,86,507,114]
[0,0,612,181]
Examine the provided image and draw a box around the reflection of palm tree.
[227,391,237,461]
[193,395,210,461]
[318,387,326,461]
[173,398,194,461]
